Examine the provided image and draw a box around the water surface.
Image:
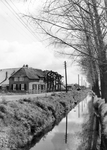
[31,95,91,150]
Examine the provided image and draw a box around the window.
[16,84,18,90]
[43,85,45,90]
[24,84,27,90]
[32,84,37,90]
[41,85,44,90]
[14,77,18,81]
[19,77,24,81]
[11,84,13,90]
[32,84,34,90]
[13,84,16,90]
[35,84,37,90]
[38,85,41,90]
[21,84,24,91]
[14,77,24,81]
[19,84,21,90]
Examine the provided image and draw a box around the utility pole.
[78,74,80,89]
[81,77,83,86]
[64,61,68,93]
[64,61,68,143]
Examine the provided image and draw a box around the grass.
[0,89,89,150]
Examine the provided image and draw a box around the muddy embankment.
[93,94,107,150]
[0,90,89,150]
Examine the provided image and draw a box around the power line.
[5,0,39,40]
[0,1,36,42]
[1,8,35,42]
[1,0,40,42]
[1,0,33,42]
[9,0,39,40]
[1,0,33,41]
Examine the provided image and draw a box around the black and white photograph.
[0,0,106,150]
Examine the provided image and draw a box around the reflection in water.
[52,132,68,150]
[51,124,82,150]
[31,95,92,150]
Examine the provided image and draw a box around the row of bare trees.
[25,0,107,101]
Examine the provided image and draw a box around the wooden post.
[64,61,68,143]
[84,99,85,107]
[64,61,68,93]
[81,77,83,86]
[82,100,83,112]
[78,103,80,118]
[78,74,80,89]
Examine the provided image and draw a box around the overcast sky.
[0,0,87,84]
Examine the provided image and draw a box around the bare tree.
[76,0,101,97]
[24,0,107,101]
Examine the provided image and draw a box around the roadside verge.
[0,89,89,150]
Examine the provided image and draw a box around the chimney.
[6,71,8,79]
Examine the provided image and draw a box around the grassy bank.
[0,89,89,150]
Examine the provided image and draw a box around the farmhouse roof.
[10,66,45,80]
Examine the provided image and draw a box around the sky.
[0,0,87,85]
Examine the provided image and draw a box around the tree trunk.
[100,66,107,103]
[100,76,105,99]
[92,79,100,97]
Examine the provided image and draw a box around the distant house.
[0,68,19,92]
[67,84,74,91]
[9,65,46,93]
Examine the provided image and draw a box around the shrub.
[1,97,7,105]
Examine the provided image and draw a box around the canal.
[31,94,92,150]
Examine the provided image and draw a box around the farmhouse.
[9,65,63,93]
[0,65,63,93]
[9,65,46,93]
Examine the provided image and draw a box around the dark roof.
[0,68,19,85]
[43,70,63,78]
[25,68,44,79]
[10,67,45,80]
[33,68,44,78]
